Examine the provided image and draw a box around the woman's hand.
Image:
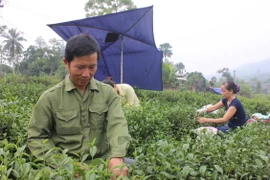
[197,117,208,124]
[196,106,207,115]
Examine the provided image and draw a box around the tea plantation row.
[0,75,270,179]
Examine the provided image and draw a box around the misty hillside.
[234,58,270,81]
[205,58,270,81]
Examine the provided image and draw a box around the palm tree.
[0,25,7,34]
[159,43,173,62]
[0,45,8,75]
[175,62,185,75]
[1,28,26,73]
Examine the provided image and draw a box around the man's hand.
[74,162,87,179]
[109,157,128,180]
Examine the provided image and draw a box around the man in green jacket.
[27,33,131,178]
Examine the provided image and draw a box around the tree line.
[1,0,269,96]
[158,42,270,96]
[1,24,269,96]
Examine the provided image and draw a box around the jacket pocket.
[55,110,81,135]
[89,105,108,130]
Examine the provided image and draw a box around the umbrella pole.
[120,36,123,84]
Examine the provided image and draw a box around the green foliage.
[85,0,137,17]
[238,82,253,98]
[185,71,207,92]
[17,38,64,77]
[54,62,67,80]
[217,67,234,81]
[0,64,12,75]
[241,95,270,116]
[162,62,178,87]
[1,75,270,179]
[0,139,112,179]
[132,124,270,179]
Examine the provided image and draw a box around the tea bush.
[1,75,270,179]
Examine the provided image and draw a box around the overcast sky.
[1,0,270,76]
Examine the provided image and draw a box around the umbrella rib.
[63,24,153,48]
[101,6,156,52]
[123,6,157,48]
[53,6,156,52]
[70,23,112,33]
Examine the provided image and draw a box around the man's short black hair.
[64,33,100,62]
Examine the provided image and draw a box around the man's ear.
[63,59,69,69]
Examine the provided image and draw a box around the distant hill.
[205,58,270,81]
[234,58,270,81]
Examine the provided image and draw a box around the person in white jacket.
[103,77,140,107]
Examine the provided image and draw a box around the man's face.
[63,53,98,91]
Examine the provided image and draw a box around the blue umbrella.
[47,6,163,90]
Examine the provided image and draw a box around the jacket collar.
[64,77,99,92]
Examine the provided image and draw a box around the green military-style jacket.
[27,78,131,160]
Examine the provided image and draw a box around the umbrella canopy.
[47,6,163,91]
[211,87,222,94]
